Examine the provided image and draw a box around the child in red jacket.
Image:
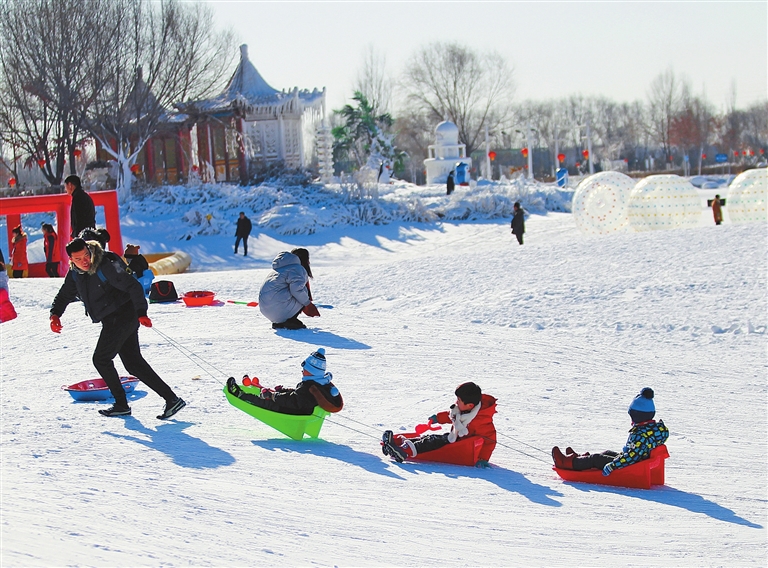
[382,382,497,468]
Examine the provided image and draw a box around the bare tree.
[402,42,514,156]
[647,68,681,163]
[86,0,234,200]
[0,0,116,185]
[353,45,393,117]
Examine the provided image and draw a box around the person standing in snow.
[510,201,525,245]
[712,194,724,225]
[0,249,18,322]
[65,175,96,239]
[49,237,185,419]
[234,211,252,256]
[10,225,28,278]
[42,223,60,277]
[226,348,343,415]
[551,387,669,475]
[446,170,455,195]
[258,248,320,330]
[382,382,498,468]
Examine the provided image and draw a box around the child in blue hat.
[552,387,669,476]
[227,348,343,416]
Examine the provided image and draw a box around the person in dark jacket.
[510,201,525,245]
[42,223,60,277]
[446,171,455,195]
[234,211,252,256]
[551,388,669,475]
[712,194,724,225]
[65,175,96,239]
[226,348,343,416]
[123,244,149,278]
[49,238,185,419]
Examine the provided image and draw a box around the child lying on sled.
[551,387,669,475]
[382,381,497,468]
[226,348,343,416]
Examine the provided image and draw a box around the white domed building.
[423,121,472,185]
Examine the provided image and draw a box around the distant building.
[423,121,472,185]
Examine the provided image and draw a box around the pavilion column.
[236,117,248,185]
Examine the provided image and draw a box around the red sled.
[385,430,484,467]
[553,445,670,490]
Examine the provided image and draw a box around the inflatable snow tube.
[224,384,329,440]
[553,445,669,490]
[63,376,140,401]
[145,251,192,275]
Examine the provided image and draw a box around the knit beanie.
[124,244,140,257]
[301,348,327,379]
[628,387,656,423]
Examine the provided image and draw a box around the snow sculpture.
[725,168,767,224]
[424,121,472,185]
[627,175,701,232]
[572,172,635,235]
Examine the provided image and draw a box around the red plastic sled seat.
[553,444,670,490]
[62,376,140,402]
[395,431,484,467]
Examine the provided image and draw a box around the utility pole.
[484,123,491,180]
[586,118,594,175]
[526,122,533,180]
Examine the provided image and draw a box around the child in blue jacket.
[552,388,669,476]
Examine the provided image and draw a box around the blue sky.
[203,1,767,111]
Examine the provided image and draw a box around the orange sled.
[553,445,669,490]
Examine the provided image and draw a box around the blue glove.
[602,463,615,476]
[475,459,490,469]
[428,414,438,424]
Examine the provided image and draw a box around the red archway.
[0,190,122,277]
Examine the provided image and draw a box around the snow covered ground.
[1,179,766,566]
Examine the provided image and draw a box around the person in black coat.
[234,211,252,256]
[511,201,525,245]
[446,171,455,195]
[49,238,185,419]
[65,175,96,239]
[227,348,343,416]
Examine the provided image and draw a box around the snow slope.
[1,181,766,566]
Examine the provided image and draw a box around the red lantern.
[734,151,740,157]
[760,149,765,155]
[575,161,581,167]
[748,149,754,156]
[73,148,82,158]
[582,149,589,159]
[701,153,707,160]
[37,158,46,168]
[488,151,496,161]
[191,164,199,172]
[9,178,16,187]
[130,164,141,173]
[557,153,565,163]
[521,148,529,158]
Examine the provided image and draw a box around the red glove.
[50,315,62,334]
[138,316,152,327]
[302,303,320,317]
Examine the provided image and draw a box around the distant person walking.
[65,175,96,239]
[511,202,525,245]
[42,223,60,277]
[50,238,186,419]
[234,211,252,256]
[712,194,723,225]
[10,225,28,278]
[446,170,455,195]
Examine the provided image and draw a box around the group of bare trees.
[346,44,767,182]
[0,0,233,198]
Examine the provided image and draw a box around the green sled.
[224,385,330,441]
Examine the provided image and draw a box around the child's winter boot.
[552,446,575,469]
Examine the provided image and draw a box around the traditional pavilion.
[95,44,326,185]
[175,44,326,184]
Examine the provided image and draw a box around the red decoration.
[701,153,707,160]
[9,178,16,187]
[575,161,581,167]
[488,151,496,161]
[734,151,740,157]
[582,149,589,159]
[760,149,765,155]
[521,148,529,158]
[73,149,82,158]
[37,158,46,168]
[130,164,141,173]
[191,164,199,172]
[557,153,565,162]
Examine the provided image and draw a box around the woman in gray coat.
[258,248,320,329]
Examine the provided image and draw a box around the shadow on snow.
[273,328,370,350]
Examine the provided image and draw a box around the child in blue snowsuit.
[552,387,669,476]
